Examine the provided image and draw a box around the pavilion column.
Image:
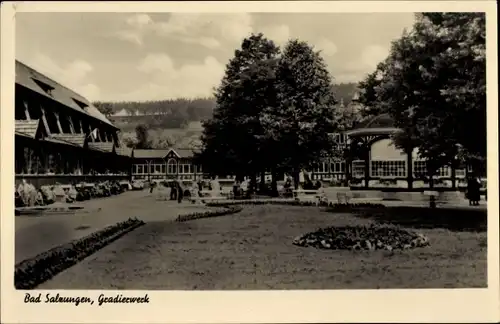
[363,139,370,189]
[88,125,95,142]
[53,112,63,133]
[67,116,75,134]
[40,106,52,136]
[406,146,413,190]
[451,161,457,190]
[24,101,31,121]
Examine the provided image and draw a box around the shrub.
[206,200,385,211]
[293,224,430,251]
[15,218,145,289]
[176,206,243,222]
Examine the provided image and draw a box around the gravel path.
[15,190,209,263]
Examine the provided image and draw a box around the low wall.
[15,175,131,188]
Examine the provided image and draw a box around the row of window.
[313,161,346,173]
[351,160,468,178]
[133,162,201,175]
[15,146,128,175]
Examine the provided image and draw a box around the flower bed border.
[206,199,385,211]
[15,218,145,290]
[176,206,244,222]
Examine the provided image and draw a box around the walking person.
[176,178,184,203]
[149,180,157,194]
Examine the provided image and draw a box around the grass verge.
[15,217,145,289]
[40,205,486,289]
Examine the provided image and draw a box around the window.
[178,163,192,174]
[413,160,427,177]
[161,164,166,174]
[72,98,89,110]
[155,164,161,174]
[455,168,466,178]
[315,162,327,173]
[167,159,177,174]
[137,165,143,174]
[371,160,406,178]
[352,160,365,178]
[437,166,451,177]
[33,78,54,96]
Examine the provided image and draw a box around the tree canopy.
[358,13,486,171]
[197,35,340,188]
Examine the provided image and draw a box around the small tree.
[93,102,114,117]
[134,124,152,149]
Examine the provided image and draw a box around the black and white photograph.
[1,1,498,323]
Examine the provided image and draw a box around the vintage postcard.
[1,1,498,323]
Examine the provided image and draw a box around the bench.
[293,189,327,205]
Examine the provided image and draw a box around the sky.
[16,12,416,102]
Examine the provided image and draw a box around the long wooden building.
[15,60,132,188]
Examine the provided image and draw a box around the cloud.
[111,53,225,101]
[333,44,389,83]
[360,44,389,70]
[23,53,100,100]
[126,13,153,29]
[315,38,338,56]
[155,13,253,48]
[114,13,253,49]
[115,30,143,46]
[261,24,290,46]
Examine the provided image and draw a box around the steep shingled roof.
[354,113,395,129]
[50,134,87,147]
[116,146,133,157]
[15,120,40,138]
[15,60,117,128]
[132,148,197,159]
[88,142,115,153]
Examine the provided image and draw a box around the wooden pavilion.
[15,60,132,188]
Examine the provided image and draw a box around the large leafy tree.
[196,33,280,183]
[260,39,339,188]
[358,13,486,182]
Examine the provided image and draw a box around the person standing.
[177,178,184,203]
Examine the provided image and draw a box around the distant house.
[131,148,205,182]
[112,108,131,117]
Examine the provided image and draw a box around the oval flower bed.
[15,217,145,289]
[176,206,243,222]
[293,224,430,251]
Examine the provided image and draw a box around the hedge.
[176,206,243,222]
[206,200,385,211]
[15,218,145,289]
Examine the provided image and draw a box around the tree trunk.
[259,171,266,193]
[271,168,278,197]
[292,168,300,190]
[250,174,257,194]
[429,170,435,189]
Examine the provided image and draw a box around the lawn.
[40,205,487,289]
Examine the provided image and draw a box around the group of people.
[149,177,224,203]
[467,176,483,206]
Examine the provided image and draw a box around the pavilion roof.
[345,113,400,136]
[15,119,40,139]
[15,60,117,129]
[50,134,87,147]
